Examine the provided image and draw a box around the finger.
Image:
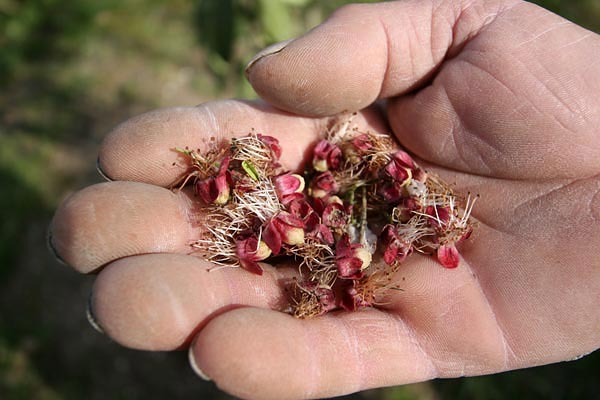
[188,256,509,400]
[387,3,600,179]
[245,0,510,116]
[189,307,437,400]
[98,100,388,186]
[50,181,196,273]
[90,253,295,351]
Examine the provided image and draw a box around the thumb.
[245,0,514,117]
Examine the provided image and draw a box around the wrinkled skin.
[50,1,600,399]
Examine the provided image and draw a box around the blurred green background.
[1,0,599,399]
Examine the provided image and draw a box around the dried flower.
[175,119,478,319]
[351,134,373,153]
[274,173,305,203]
[309,171,339,198]
[340,281,371,311]
[322,201,349,228]
[196,156,232,205]
[335,235,371,279]
[257,134,282,160]
[313,140,342,172]
[263,211,305,254]
[235,236,272,275]
[437,243,460,269]
[380,225,412,265]
[385,151,413,185]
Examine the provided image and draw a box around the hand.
[50,0,600,399]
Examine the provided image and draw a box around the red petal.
[274,173,302,198]
[257,134,282,159]
[426,205,451,227]
[335,234,353,258]
[351,134,372,152]
[218,156,231,175]
[315,287,336,313]
[316,224,334,244]
[378,182,403,203]
[437,244,460,268]
[392,150,415,169]
[336,257,364,279]
[385,159,410,183]
[275,211,305,228]
[339,282,370,311]
[322,202,347,228]
[239,258,263,275]
[196,178,217,204]
[383,245,399,265]
[263,222,282,254]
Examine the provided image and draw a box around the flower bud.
[196,173,231,205]
[274,173,305,203]
[335,235,371,278]
[322,202,349,228]
[309,171,339,198]
[235,236,272,275]
[312,140,342,172]
[339,281,371,311]
[263,211,305,254]
[437,243,460,268]
[380,224,411,265]
[384,150,415,186]
[195,157,232,205]
[257,134,282,160]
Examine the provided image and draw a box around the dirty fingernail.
[188,346,211,381]
[96,157,113,182]
[245,39,294,76]
[47,227,67,266]
[86,293,105,334]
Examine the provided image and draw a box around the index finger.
[98,100,387,187]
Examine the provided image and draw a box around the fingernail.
[86,293,105,334]
[47,227,67,266]
[188,345,211,381]
[245,39,294,76]
[96,157,113,182]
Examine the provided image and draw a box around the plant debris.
[173,116,477,318]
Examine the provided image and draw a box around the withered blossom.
[175,120,477,318]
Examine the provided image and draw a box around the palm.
[375,4,600,378]
[51,1,600,398]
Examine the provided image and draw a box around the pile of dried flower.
[174,118,477,318]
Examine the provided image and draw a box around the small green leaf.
[174,147,192,156]
[242,160,259,181]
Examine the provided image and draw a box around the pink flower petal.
[391,150,415,169]
[351,134,372,152]
[336,257,364,279]
[322,202,348,228]
[437,243,460,268]
[315,287,336,314]
[315,224,334,244]
[425,205,451,227]
[313,140,342,171]
[310,171,339,198]
[385,159,410,183]
[263,222,282,254]
[239,258,263,275]
[257,134,282,160]
[339,282,371,311]
[274,173,305,201]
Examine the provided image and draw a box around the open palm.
[51,1,600,399]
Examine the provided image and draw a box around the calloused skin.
[50,0,600,399]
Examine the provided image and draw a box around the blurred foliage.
[0,0,599,399]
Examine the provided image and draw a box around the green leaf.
[242,160,259,181]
